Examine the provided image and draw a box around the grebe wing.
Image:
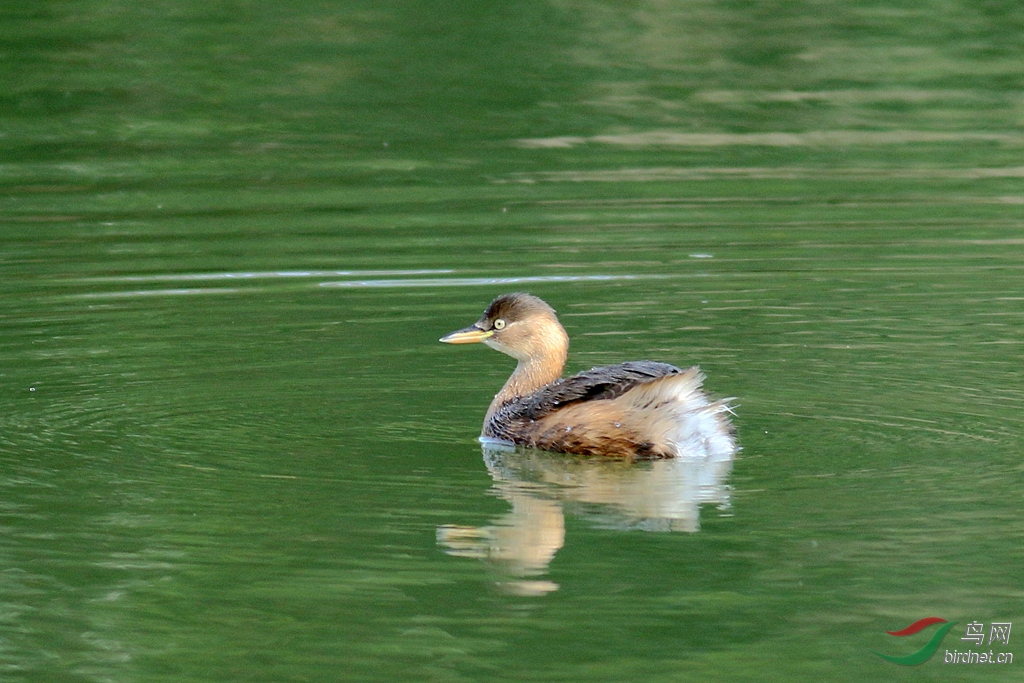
[520,361,685,419]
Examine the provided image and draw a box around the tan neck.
[485,328,568,422]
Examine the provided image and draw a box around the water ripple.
[319,274,671,288]
[517,130,1023,148]
[84,269,455,282]
[74,288,243,299]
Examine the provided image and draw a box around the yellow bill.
[439,325,493,344]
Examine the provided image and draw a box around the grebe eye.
[493,318,506,330]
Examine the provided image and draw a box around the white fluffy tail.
[618,367,737,460]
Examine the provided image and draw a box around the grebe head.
[439,293,569,365]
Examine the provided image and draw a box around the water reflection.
[438,433,736,595]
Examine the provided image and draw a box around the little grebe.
[440,293,734,459]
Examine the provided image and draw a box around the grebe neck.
[484,329,568,423]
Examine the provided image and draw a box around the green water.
[2,1,1023,681]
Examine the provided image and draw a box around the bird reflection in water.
[438,435,736,595]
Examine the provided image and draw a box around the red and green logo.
[873,617,958,665]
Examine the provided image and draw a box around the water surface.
[2,1,1023,681]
